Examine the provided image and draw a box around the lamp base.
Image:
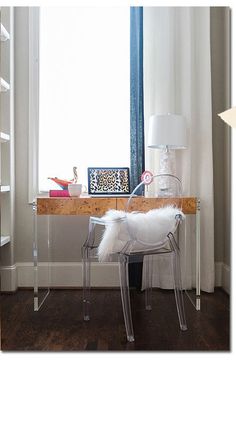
[159,148,177,197]
[159,148,176,176]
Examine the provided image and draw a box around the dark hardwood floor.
[0,287,230,351]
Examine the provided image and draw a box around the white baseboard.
[222,263,230,294]
[215,262,223,287]
[1,261,230,293]
[0,264,17,291]
[17,261,120,290]
[215,262,230,294]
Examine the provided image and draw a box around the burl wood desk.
[33,196,200,311]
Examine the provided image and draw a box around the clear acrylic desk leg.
[33,200,51,311]
[195,199,201,309]
[183,198,201,310]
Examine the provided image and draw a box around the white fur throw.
[97,206,185,262]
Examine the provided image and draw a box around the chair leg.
[82,245,91,321]
[145,255,153,310]
[167,232,187,332]
[82,220,97,321]
[119,254,135,342]
[171,248,187,331]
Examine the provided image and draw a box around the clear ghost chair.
[82,174,187,342]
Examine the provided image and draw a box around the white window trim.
[28,6,40,204]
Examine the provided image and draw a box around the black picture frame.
[88,167,130,195]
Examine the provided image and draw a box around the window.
[29,6,130,199]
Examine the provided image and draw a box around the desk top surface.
[36,196,198,216]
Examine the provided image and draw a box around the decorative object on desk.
[72,166,78,183]
[141,170,153,185]
[147,113,187,176]
[48,166,78,190]
[218,107,236,128]
[68,183,82,197]
[49,190,70,197]
[48,176,73,190]
[88,167,130,195]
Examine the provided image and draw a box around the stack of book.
[49,190,70,197]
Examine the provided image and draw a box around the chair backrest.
[97,174,185,260]
[126,173,183,211]
[123,174,184,249]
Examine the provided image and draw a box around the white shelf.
[0,131,10,142]
[0,235,10,247]
[0,23,10,41]
[0,8,14,291]
[1,185,10,192]
[0,77,10,92]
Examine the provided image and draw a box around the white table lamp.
[148,113,187,176]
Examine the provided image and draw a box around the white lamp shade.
[148,114,187,149]
[218,107,236,128]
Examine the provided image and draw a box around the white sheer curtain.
[143,7,214,292]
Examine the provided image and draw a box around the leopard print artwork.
[88,168,130,194]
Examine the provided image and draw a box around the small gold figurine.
[73,166,78,184]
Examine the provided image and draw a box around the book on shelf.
[49,189,70,197]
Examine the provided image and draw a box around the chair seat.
[97,206,184,261]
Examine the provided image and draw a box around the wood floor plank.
[0,288,229,351]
